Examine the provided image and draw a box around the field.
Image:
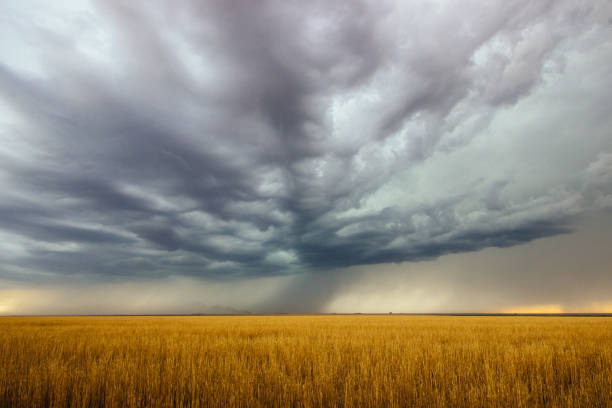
[0,316,611,407]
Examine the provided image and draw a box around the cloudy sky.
[1,0,611,315]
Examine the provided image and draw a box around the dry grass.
[0,315,611,407]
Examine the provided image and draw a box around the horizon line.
[2,312,612,317]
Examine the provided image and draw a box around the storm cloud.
[1,0,611,312]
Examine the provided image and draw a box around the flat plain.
[1,315,611,407]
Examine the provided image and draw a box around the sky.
[1,0,611,315]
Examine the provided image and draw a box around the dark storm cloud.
[0,0,611,283]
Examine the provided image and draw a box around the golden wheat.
[0,315,610,407]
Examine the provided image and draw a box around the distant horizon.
[4,312,612,318]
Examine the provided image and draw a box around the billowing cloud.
[0,0,611,311]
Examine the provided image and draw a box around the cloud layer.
[1,0,611,289]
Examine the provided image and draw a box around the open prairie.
[1,315,611,407]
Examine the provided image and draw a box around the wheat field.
[0,315,610,407]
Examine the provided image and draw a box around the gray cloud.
[0,0,611,298]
